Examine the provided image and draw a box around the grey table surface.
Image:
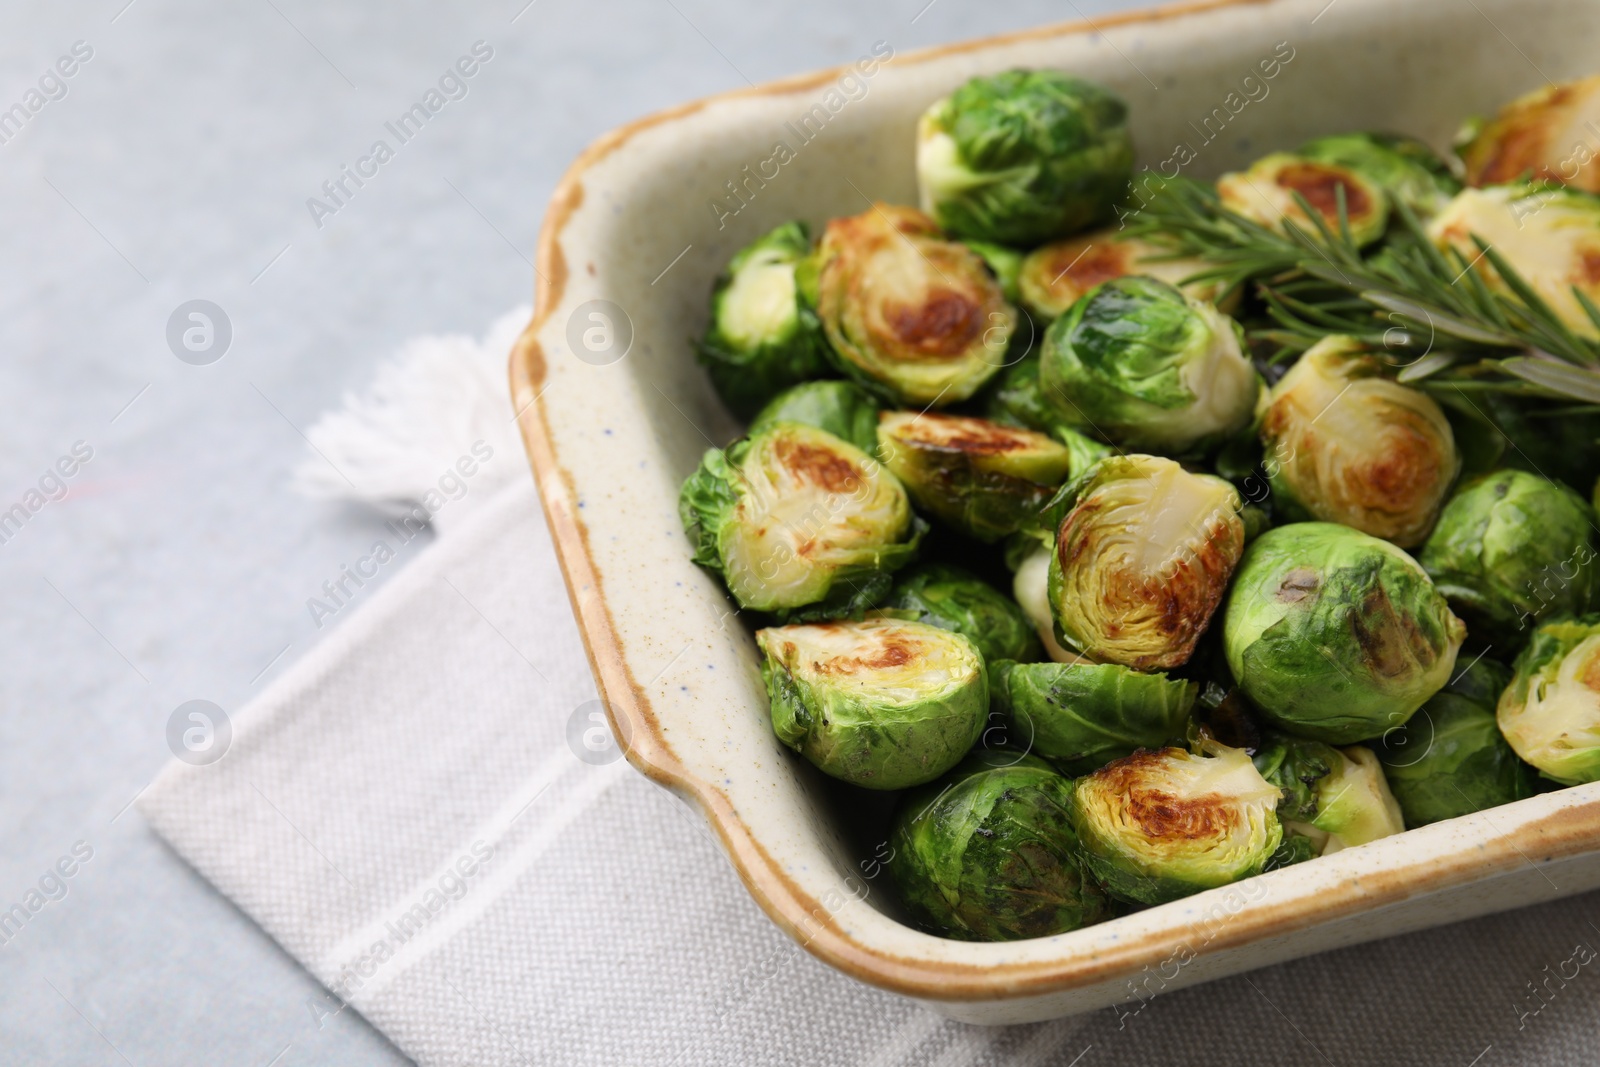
[4,1,1600,1065]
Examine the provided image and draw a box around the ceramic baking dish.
[510,0,1600,1023]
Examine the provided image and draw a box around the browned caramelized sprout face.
[1217,152,1389,246]
[1070,741,1283,905]
[815,203,1016,407]
[1426,184,1600,339]
[1458,75,1600,192]
[877,411,1075,543]
[1017,230,1228,322]
[1047,455,1245,671]
[1260,336,1459,547]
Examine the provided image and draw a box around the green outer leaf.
[757,621,988,790]
[990,660,1196,774]
[1375,656,1536,826]
[1420,470,1597,648]
[1252,733,1337,822]
[888,751,1109,941]
[1223,522,1464,743]
[696,221,832,418]
[748,380,882,456]
[884,564,1042,664]
[961,239,1025,304]
[923,70,1133,245]
[677,444,744,573]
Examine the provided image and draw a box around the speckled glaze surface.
[510,0,1600,1024]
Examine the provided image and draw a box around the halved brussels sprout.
[877,410,1075,543]
[1012,548,1084,665]
[679,422,919,615]
[1048,456,1246,671]
[1260,336,1459,547]
[756,617,986,789]
[883,563,1041,664]
[1499,616,1600,785]
[815,204,1016,406]
[1299,132,1461,219]
[748,380,883,456]
[1420,470,1597,647]
[1016,230,1228,322]
[990,659,1197,775]
[1426,184,1600,339]
[889,750,1109,940]
[1376,658,1538,825]
[1255,734,1404,853]
[1071,741,1283,905]
[1216,152,1390,246]
[1039,276,1258,455]
[695,221,831,417]
[915,70,1134,246]
[1458,75,1600,192]
[1224,522,1466,744]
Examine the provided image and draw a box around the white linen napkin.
[138,313,1600,1067]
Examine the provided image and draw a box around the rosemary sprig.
[1125,179,1600,401]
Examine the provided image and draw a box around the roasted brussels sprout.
[1071,741,1283,905]
[1216,152,1390,246]
[748,380,882,456]
[1224,522,1466,744]
[915,70,1134,246]
[1049,456,1246,670]
[1376,658,1537,825]
[1016,230,1227,322]
[1260,336,1459,547]
[1299,131,1461,219]
[814,204,1016,406]
[1255,734,1404,852]
[1499,616,1600,785]
[679,422,919,614]
[883,563,1041,664]
[877,411,1075,543]
[990,659,1197,775]
[1457,75,1600,192]
[1039,276,1258,455]
[694,221,830,417]
[1420,470,1597,646]
[1426,184,1600,339]
[889,750,1109,940]
[756,617,986,789]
